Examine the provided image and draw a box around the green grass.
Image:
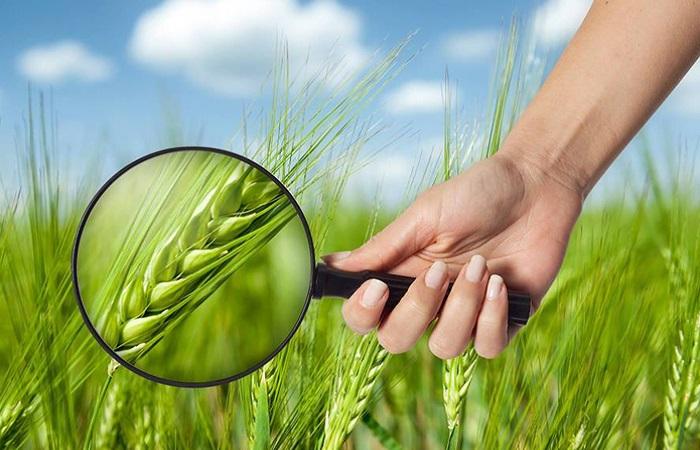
[2,31,700,450]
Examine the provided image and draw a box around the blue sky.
[1,0,699,199]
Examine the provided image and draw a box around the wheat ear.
[322,334,389,450]
[443,347,478,432]
[98,164,286,364]
[662,248,700,449]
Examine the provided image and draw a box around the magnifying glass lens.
[75,149,313,385]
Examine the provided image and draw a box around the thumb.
[323,206,430,272]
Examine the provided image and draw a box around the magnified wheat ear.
[98,163,283,364]
[0,399,32,449]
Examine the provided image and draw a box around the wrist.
[496,98,617,201]
[496,131,587,202]
[493,146,585,221]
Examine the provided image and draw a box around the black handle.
[313,263,530,326]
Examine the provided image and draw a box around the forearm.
[500,0,700,197]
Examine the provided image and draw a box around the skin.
[326,0,700,359]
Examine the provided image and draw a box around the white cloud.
[670,61,700,115]
[348,151,415,203]
[129,0,369,96]
[441,29,499,62]
[17,41,113,83]
[385,80,443,115]
[533,0,591,47]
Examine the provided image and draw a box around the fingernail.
[361,279,387,308]
[486,274,503,301]
[465,254,486,283]
[425,261,448,289]
[322,251,351,264]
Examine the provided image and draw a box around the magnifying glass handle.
[313,263,530,326]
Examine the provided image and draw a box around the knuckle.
[428,337,462,360]
[340,303,355,324]
[377,329,407,354]
[342,306,376,335]
[475,342,502,359]
[350,324,373,335]
[404,294,438,319]
[345,318,375,336]
[477,316,505,330]
[353,318,377,335]
[341,301,353,320]
[448,289,482,313]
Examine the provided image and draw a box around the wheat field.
[1,33,700,450]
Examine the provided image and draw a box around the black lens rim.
[72,146,316,388]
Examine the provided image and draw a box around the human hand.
[324,152,583,359]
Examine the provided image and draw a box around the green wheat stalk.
[0,400,32,450]
[321,335,389,450]
[443,348,478,448]
[94,375,126,450]
[132,402,155,450]
[662,248,700,449]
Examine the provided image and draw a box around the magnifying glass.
[73,146,530,387]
